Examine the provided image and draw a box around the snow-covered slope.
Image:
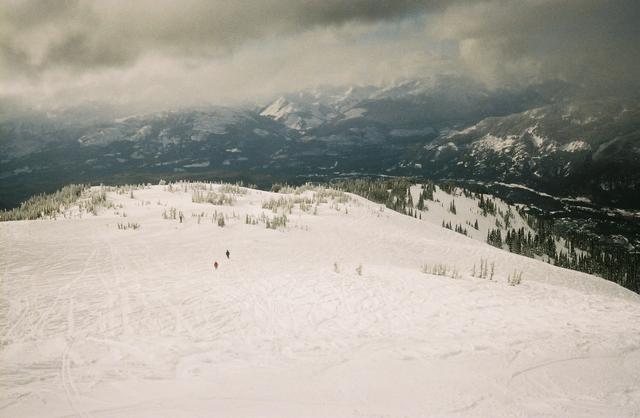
[1,183,640,417]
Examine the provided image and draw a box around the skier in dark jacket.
[225,250,230,259]
[213,261,219,270]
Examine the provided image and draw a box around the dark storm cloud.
[0,0,436,74]
[435,0,640,90]
[1,0,638,107]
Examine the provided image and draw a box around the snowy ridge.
[260,96,339,131]
[1,182,639,417]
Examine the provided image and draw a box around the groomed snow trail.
[1,184,640,417]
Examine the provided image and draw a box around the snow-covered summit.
[1,182,639,417]
[260,96,339,131]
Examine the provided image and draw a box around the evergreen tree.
[449,200,457,215]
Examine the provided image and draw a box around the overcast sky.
[1,0,638,109]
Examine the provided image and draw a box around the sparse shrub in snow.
[218,184,247,195]
[480,259,488,279]
[299,200,312,212]
[508,271,524,286]
[274,184,350,205]
[263,193,334,215]
[158,179,167,185]
[192,191,235,206]
[356,264,363,276]
[263,197,294,213]
[286,182,318,195]
[190,182,209,191]
[112,184,145,196]
[330,202,343,212]
[79,187,108,216]
[117,222,140,230]
[162,207,177,220]
[217,215,225,227]
[334,262,340,273]
[473,258,495,280]
[421,263,459,279]
[265,214,287,230]
[270,183,287,193]
[315,188,350,204]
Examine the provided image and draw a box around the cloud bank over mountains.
[1,0,638,108]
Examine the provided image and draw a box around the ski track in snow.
[1,184,640,417]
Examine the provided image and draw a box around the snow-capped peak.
[260,96,339,131]
[260,96,291,120]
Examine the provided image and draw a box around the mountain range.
[1,77,639,209]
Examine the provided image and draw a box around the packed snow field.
[1,183,640,417]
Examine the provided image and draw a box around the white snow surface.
[2,184,640,417]
[562,140,591,152]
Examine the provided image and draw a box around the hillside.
[1,183,640,417]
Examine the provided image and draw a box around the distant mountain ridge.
[1,77,638,209]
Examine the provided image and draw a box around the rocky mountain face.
[1,78,639,209]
